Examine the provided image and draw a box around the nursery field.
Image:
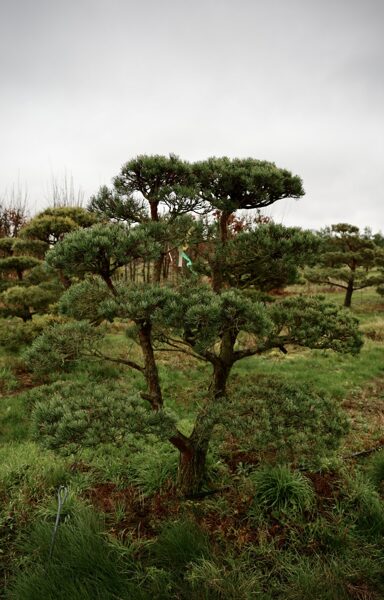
[0,285,383,600]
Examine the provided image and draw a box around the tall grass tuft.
[7,507,145,600]
[249,464,315,516]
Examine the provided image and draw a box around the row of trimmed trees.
[8,155,368,496]
[2,165,384,315]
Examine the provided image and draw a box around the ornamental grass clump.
[250,464,315,516]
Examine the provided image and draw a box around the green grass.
[0,392,30,442]
[233,341,384,401]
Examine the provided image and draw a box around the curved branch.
[94,350,144,373]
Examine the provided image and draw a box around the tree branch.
[94,351,144,373]
[309,279,348,290]
[155,337,207,361]
[169,430,192,454]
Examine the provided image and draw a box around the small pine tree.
[305,224,384,307]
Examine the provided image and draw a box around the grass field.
[0,286,383,599]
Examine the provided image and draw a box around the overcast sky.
[1,0,383,231]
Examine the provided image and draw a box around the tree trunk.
[219,211,231,244]
[137,321,163,410]
[177,442,210,496]
[102,274,117,296]
[212,360,232,398]
[344,277,354,307]
[177,406,216,496]
[149,201,159,221]
[153,253,165,283]
[21,310,32,322]
[177,352,234,495]
[211,255,224,293]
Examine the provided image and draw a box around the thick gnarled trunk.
[177,353,234,496]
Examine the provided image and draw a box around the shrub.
[29,381,177,454]
[0,315,65,353]
[249,464,315,516]
[223,379,349,467]
[23,321,104,377]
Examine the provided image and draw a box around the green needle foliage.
[46,222,161,289]
[19,206,97,245]
[23,321,104,375]
[25,156,364,496]
[193,157,304,215]
[0,283,60,321]
[268,295,363,354]
[29,380,177,453]
[223,379,349,466]
[0,314,64,352]
[90,153,204,223]
[0,256,41,280]
[192,156,305,291]
[305,223,384,307]
[223,223,320,291]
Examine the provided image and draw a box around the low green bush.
[0,315,65,353]
[223,379,349,467]
[29,381,177,454]
[23,321,104,377]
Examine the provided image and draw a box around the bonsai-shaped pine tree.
[192,157,305,291]
[0,235,62,322]
[89,154,205,223]
[305,224,384,307]
[89,154,206,282]
[28,217,362,495]
[19,206,97,246]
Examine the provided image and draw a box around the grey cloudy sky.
[1,0,383,231]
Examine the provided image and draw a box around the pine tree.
[31,206,362,495]
[305,224,384,307]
